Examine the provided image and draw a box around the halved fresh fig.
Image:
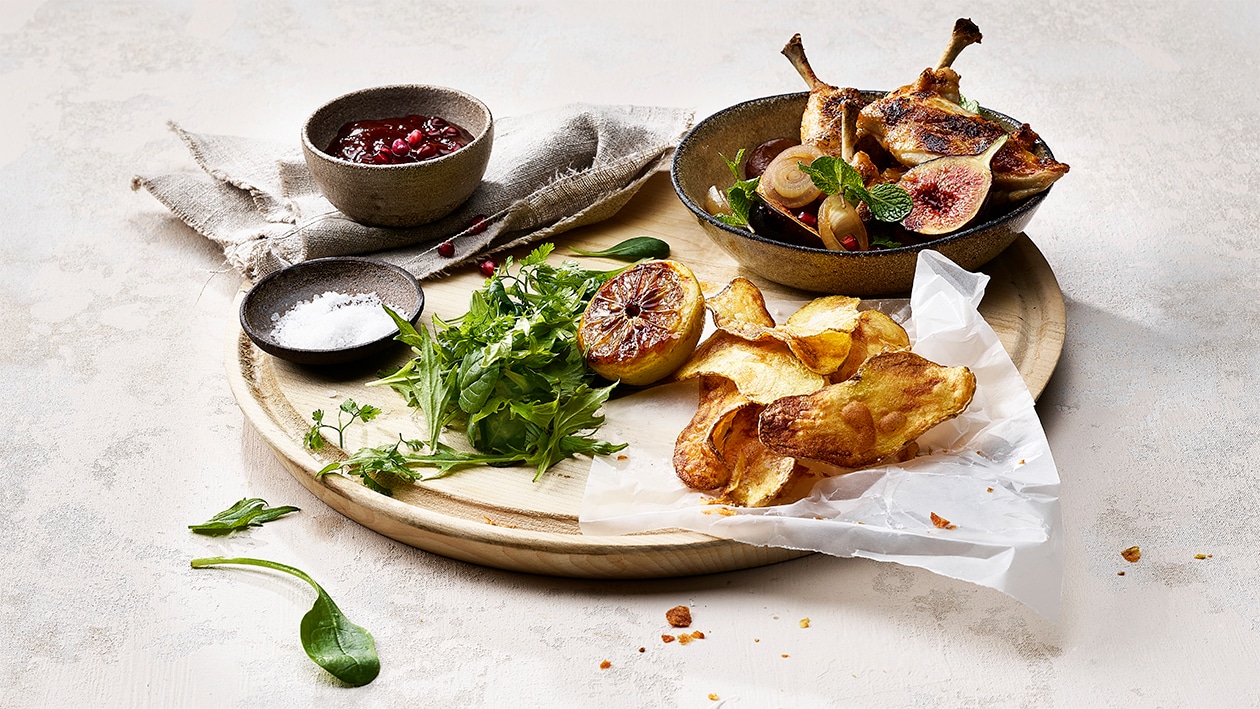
[756,144,824,209]
[898,134,1008,235]
[745,137,798,179]
[748,199,826,249]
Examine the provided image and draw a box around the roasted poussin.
[856,18,1069,201]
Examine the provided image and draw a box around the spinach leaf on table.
[190,556,380,687]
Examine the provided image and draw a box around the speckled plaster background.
[3,1,1260,706]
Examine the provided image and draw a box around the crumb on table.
[1122,546,1141,563]
[666,605,692,628]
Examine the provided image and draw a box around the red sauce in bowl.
[324,114,474,165]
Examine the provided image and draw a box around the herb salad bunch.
[319,244,630,491]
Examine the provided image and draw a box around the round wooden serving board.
[225,173,1066,579]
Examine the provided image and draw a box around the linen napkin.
[132,104,694,280]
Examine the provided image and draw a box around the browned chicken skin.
[856,18,1069,201]
[781,34,878,185]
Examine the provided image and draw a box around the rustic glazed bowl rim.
[301,83,493,170]
[671,90,1055,260]
[239,256,424,358]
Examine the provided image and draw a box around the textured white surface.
[3,1,1259,706]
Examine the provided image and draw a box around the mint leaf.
[721,149,744,181]
[796,156,842,195]
[959,94,980,113]
[798,156,913,224]
[865,182,914,222]
[717,150,759,228]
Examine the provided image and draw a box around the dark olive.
[745,138,798,180]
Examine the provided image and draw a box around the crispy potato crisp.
[759,351,976,467]
[674,332,826,404]
[673,375,753,491]
[671,278,972,507]
[706,277,777,338]
[833,310,911,382]
[714,406,803,508]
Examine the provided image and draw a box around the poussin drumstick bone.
[781,34,867,157]
[936,18,983,70]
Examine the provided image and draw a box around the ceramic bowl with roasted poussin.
[671,19,1068,296]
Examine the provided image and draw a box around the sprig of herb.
[304,399,382,451]
[190,556,380,687]
[571,236,670,261]
[715,149,759,228]
[333,244,627,489]
[958,94,980,113]
[188,498,300,536]
[797,156,913,223]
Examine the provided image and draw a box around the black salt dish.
[239,257,424,366]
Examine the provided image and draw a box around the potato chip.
[674,331,826,404]
[832,310,911,382]
[714,406,802,508]
[706,277,777,340]
[759,351,976,467]
[673,375,754,491]
[778,296,863,374]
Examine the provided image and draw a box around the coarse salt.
[269,291,402,350]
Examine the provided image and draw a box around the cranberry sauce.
[324,114,474,165]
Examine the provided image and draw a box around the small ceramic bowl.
[671,91,1054,296]
[240,257,425,366]
[302,84,493,228]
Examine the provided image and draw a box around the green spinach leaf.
[571,236,670,261]
[190,556,380,687]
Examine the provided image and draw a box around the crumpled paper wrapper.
[579,251,1063,618]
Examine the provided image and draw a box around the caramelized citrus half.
[578,259,706,386]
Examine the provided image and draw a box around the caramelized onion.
[817,194,868,251]
[704,184,731,216]
[756,144,823,209]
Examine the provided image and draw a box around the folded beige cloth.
[133,104,693,280]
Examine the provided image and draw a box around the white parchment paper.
[579,251,1063,618]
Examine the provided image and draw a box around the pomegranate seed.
[391,138,410,156]
[479,259,496,277]
[417,143,438,159]
[841,235,859,251]
[437,240,455,257]
[796,211,817,227]
[467,215,489,234]
[429,116,448,129]
[406,129,423,146]
[442,125,460,137]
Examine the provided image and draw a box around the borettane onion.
[704,184,730,216]
[756,144,823,209]
[817,194,869,251]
